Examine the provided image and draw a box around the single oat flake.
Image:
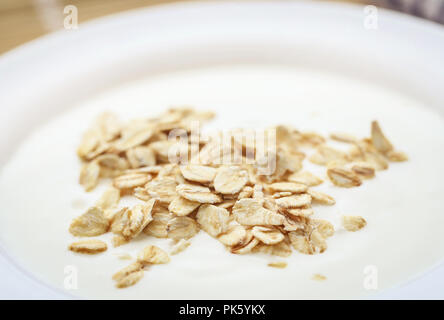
[196,204,230,237]
[267,182,307,194]
[180,165,217,183]
[170,239,191,255]
[213,166,249,195]
[327,167,362,188]
[113,173,151,190]
[312,274,327,281]
[111,199,156,240]
[68,239,107,254]
[167,216,200,240]
[268,261,288,268]
[252,226,284,245]
[176,184,222,204]
[342,215,367,232]
[168,196,200,216]
[113,262,144,288]
[69,207,109,237]
[115,270,144,288]
[371,121,393,154]
[232,199,285,226]
[218,225,247,246]
[307,190,335,206]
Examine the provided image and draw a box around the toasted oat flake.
[312,274,327,281]
[268,182,307,194]
[371,121,393,154]
[253,241,292,257]
[196,204,230,237]
[95,112,122,142]
[214,166,249,195]
[275,194,312,209]
[283,216,307,232]
[116,125,154,151]
[112,262,143,281]
[252,226,284,245]
[79,161,100,192]
[253,184,265,202]
[96,187,120,210]
[330,132,357,144]
[77,128,100,160]
[327,167,362,188]
[133,187,151,201]
[176,183,222,204]
[96,154,129,170]
[218,199,236,209]
[289,232,314,255]
[272,191,293,198]
[386,150,408,162]
[351,162,375,178]
[126,146,156,168]
[138,245,170,264]
[231,236,259,255]
[113,173,151,190]
[267,261,287,268]
[238,186,254,199]
[68,239,107,254]
[218,225,247,246]
[115,252,132,260]
[310,229,328,253]
[312,219,335,238]
[309,145,349,166]
[111,199,156,239]
[300,131,325,146]
[143,210,172,238]
[342,215,367,232]
[69,207,109,237]
[149,140,175,161]
[115,271,144,288]
[126,165,163,175]
[180,165,217,183]
[366,151,389,171]
[112,235,129,247]
[286,207,314,217]
[146,178,178,203]
[98,166,123,179]
[168,196,200,216]
[167,216,199,240]
[307,190,335,205]
[233,199,284,226]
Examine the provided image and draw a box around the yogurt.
[0,65,443,299]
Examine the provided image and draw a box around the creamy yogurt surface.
[0,65,443,299]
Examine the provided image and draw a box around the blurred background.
[1,0,444,55]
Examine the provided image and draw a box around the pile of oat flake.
[68,108,407,288]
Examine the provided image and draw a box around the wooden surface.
[0,0,185,54]
[0,0,364,55]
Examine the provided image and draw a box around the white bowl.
[0,1,443,299]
